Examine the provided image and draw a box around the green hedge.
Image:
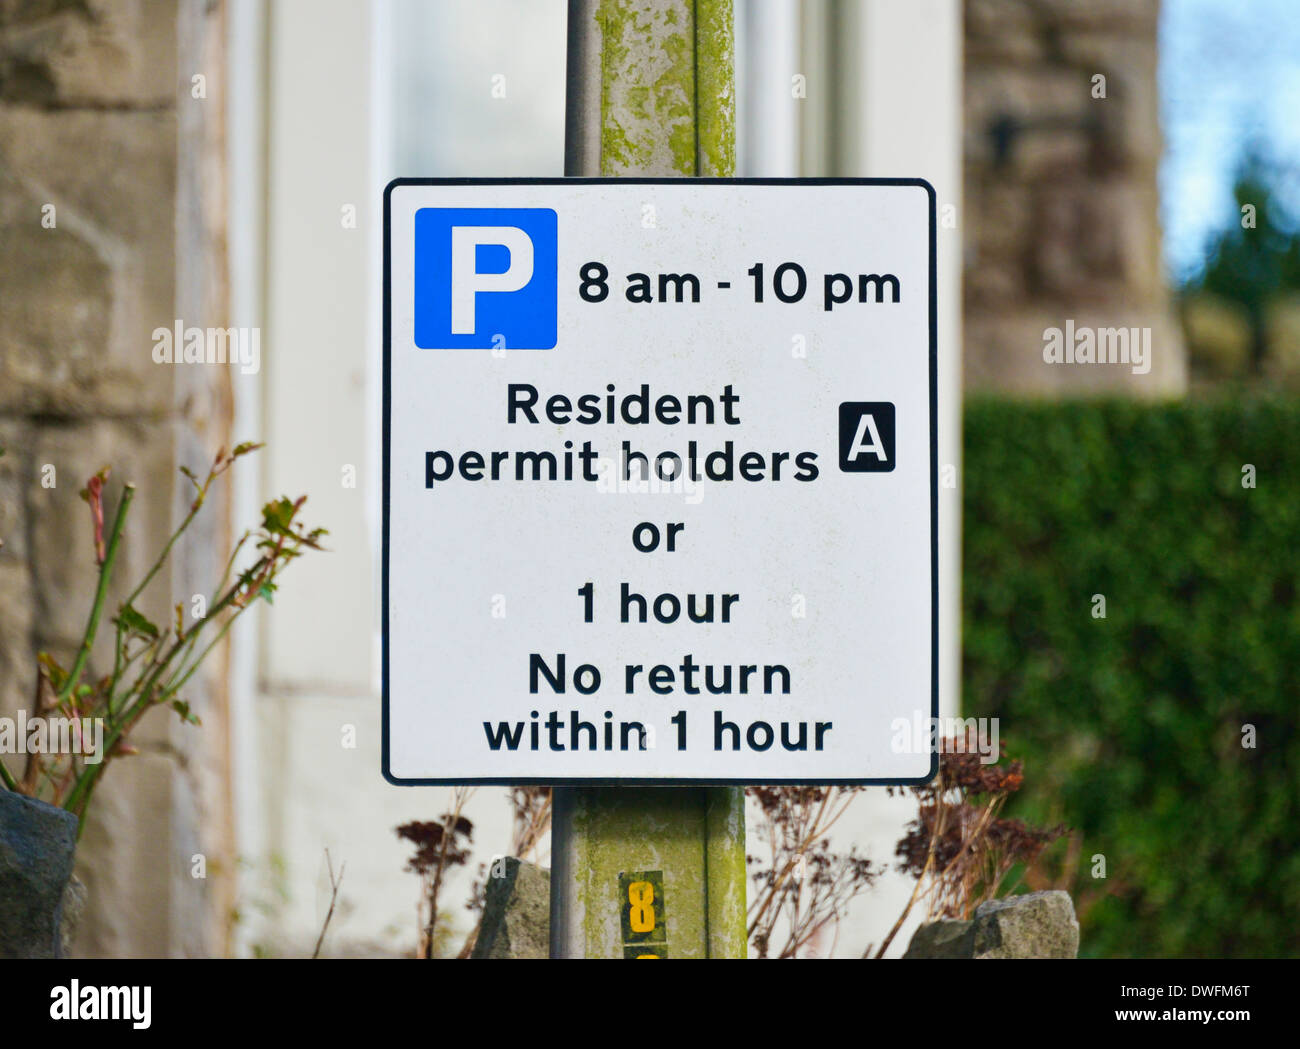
[963,397,1300,959]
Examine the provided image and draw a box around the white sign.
[383,179,936,785]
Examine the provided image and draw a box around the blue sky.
[1160,0,1300,284]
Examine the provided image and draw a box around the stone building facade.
[962,0,1185,394]
[0,0,233,956]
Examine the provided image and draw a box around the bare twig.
[746,786,879,958]
[311,849,346,959]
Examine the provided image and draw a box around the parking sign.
[413,207,558,349]
[384,179,937,785]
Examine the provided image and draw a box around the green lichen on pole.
[555,0,745,959]
[703,784,746,957]
[594,0,735,177]
[693,0,734,178]
[565,786,746,959]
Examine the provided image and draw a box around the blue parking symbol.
[413,207,558,349]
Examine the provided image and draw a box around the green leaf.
[297,527,330,551]
[171,699,202,726]
[116,604,160,639]
[258,583,277,604]
[232,441,264,458]
[261,497,295,535]
[38,651,68,691]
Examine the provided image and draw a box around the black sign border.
[382,177,939,787]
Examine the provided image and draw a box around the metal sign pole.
[550,0,746,959]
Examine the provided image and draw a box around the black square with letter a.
[838,402,895,472]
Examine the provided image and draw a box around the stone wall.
[963,0,1186,394]
[0,0,232,956]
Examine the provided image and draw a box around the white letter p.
[450,226,534,335]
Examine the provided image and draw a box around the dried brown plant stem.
[747,788,833,937]
[511,786,553,859]
[872,796,949,959]
[422,787,474,959]
[747,786,876,958]
[311,848,345,959]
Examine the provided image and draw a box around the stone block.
[1036,0,1159,33]
[472,857,550,959]
[1054,43,1159,173]
[902,917,973,958]
[968,180,1032,263]
[0,108,176,416]
[0,417,29,560]
[970,890,1080,958]
[0,560,33,728]
[0,787,79,958]
[0,113,175,413]
[965,307,1187,396]
[965,0,1044,64]
[964,68,1096,176]
[0,0,175,107]
[904,890,1080,959]
[0,108,176,245]
[0,168,117,416]
[59,870,86,957]
[1030,180,1161,303]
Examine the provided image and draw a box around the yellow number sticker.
[628,880,655,933]
[619,870,667,952]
